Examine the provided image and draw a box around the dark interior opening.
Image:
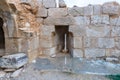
[0,18,5,49]
[55,26,69,53]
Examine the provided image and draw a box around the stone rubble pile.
[0,53,28,78]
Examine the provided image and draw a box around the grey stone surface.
[43,0,56,8]
[72,49,83,57]
[40,25,55,36]
[74,16,90,25]
[111,49,120,57]
[110,17,118,25]
[115,37,120,49]
[102,2,120,15]
[84,37,98,48]
[68,7,84,16]
[73,37,82,48]
[93,5,102,15]
[44,16,75,25]
[86,25,111,37]
[39,38,54,48]
[84,6,93,16]
[98,38,115,48]
[111,26,120,37]
[48,8,67,17]
[91,15,109,24]
[116,17,120,26]
[59,0,66,8]
[85,48,105,58]
[11,68,23,78]
[69,25,86,36]
[0,53,28,69]
[37,8,47,18]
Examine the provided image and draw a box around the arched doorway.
[0,17,5,56]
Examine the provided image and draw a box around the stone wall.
[37,1,120,59]
[0,0,120,62]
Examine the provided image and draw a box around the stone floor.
[34,54,120,75]
[2,53,120,80]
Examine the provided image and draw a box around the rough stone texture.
[1,0,120,61]
[106,49,120,57]
[48,8,67,17]
[0,53,28,69]
[86,25,111,37]
[59,0,66,8]
[91,15,109,24]
[43,0,56,8]
[73,37,82,49]
[69,25,86,36]
[44,16,75,25]
[68,7,84,16]
[39,38,54,48]
[74,16,90,25]
[36,18,43,24]
[102,2,120,15]
[72,49,83,57]
[37,7,47,18]
[84,6,93,16]
[40,25,55,36]
[111,26,120,37]
[98,38,115,48]
[93,5,102,15]
[84,37,98,48]
[85,48,105,58]
[115,37,120,49]
[110,17,118,25]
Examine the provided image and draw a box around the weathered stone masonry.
[0,0,120,62]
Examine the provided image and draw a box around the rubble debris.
[0,71,6,78]
[11,68,23,78]
[106,57,119,62]
[0,53,28,69]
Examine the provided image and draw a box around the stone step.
[0,53,28,69]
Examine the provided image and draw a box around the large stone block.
[106,49,120,57]
[84,6,93,16]
[91,15,109,24]
[116,17,120,26]
[85,48,105,58]
[69,25,86,36]
[73,37,82,48]
[86,25,111,37]
[0,53,28,69]
[59,0,66,8]
[72,49,83,58]
[39,38,54,48]
[93,5,102,15]
[48,8,67,17]
[74,16,90,25]
[115,37,120,49]
[43,0,56,8]
[84,37,98,48]
[36,18,43,24]
[68,7,84,16]
[37,8,47,18]
[110,17,118,25]
[44,16,75,25]
[5,38,19,53]
[40,25,55,36]
[102,2,120,15]
[111,26,120,37]
[98,38,115,48]
[42,47,56,56]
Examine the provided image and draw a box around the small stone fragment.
[11,68,23,78]
[0,71,6,78]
